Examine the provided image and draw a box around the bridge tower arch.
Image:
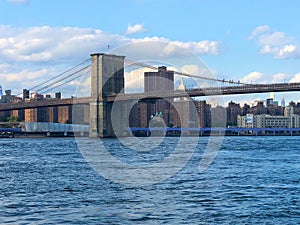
[89,53,125,137]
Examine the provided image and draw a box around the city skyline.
[1,0,300,105]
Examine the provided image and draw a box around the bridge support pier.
[89,53,125,138]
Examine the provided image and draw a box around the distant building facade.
[237,106,300,128]
[194,100,211,128]
[128,102,148,127]
[226,101,241,126]
[144,66,174,126]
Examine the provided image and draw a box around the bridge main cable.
[40,66,92,94]
[125,58,247,85]
[16,58,91,96]
[38,64,91,94]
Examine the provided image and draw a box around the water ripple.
[0,136,300,224]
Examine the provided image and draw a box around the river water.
[0,136,300,224]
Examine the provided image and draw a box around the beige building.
[237,106,300,128]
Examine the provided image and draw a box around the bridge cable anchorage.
[36,64,91,94]
[40,68,92,94]
[16,58,91,96]
[124,58,248,85]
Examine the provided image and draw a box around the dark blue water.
[1,136,300,224]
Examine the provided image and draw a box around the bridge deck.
[0,97,91,111]
[106,82,300,101]
[1,83,300,111]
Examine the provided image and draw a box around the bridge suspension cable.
[40,66,91,94]
[125,58,247,85]
[37,64,91,93]
[17,58,91,96]
[19,55,246,97]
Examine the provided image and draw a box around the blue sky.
[0,0,300,105]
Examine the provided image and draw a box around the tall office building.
[144,66,174,126]
[194,100,211,127]
[281,96,285,107]
[226,101,241,126]
[128,102,148,128]
[144,66,174,92]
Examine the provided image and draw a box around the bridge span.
[0,97,90,111]
[107,82,300,101]
[2,53,300,138]
[1,82,300,111]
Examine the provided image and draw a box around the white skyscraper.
[281,96,285,107]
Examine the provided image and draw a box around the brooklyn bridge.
[1,53,300,137]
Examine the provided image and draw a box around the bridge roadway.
[1,82,300,111]
[0,97,91,111]
[106,82,300,101]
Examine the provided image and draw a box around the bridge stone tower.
[89,53,125,137]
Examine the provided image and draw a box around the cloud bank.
[0,25,221,96]
[240,71,298,84]
[249,25,300,59]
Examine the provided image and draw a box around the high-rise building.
[171,79,198,128]
[226,101,241,126]
[281,96,285,107]
[12,110,24,121]
[129,102,148,127]
[23,89,29,100]
[144,66,174,126]
[25,106,48,122]
[241,103,250,116]
[194,100,211,127]
[266,98,274,107]
[144,66,174,92]
[249,101,267,115]
[172,100,198,128]
[57,106,72,123]
[211,105,227,127]
[1,90,15,103]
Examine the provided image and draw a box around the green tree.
[7,115,19,122]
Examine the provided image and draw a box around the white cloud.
[290,73,300,83]
[124,64,216,92]
[248,25,270,39]
[260,45,278,54]
[240,71,300,84]
[258,31,289,46]
[180,64,215,79]
[277,44,297,58]
[272,73,288,83]
[0,26,128,63]
[125,67,149,92]
[0,68,48,82]
[126,24,146,35]
[0,25,221,96]
[240,71,263,84]
[170,40,220,55]
[249,25,300,59]
[0,63,9,71]
[0,26,220,64]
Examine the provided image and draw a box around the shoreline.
[1,132,300,138]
